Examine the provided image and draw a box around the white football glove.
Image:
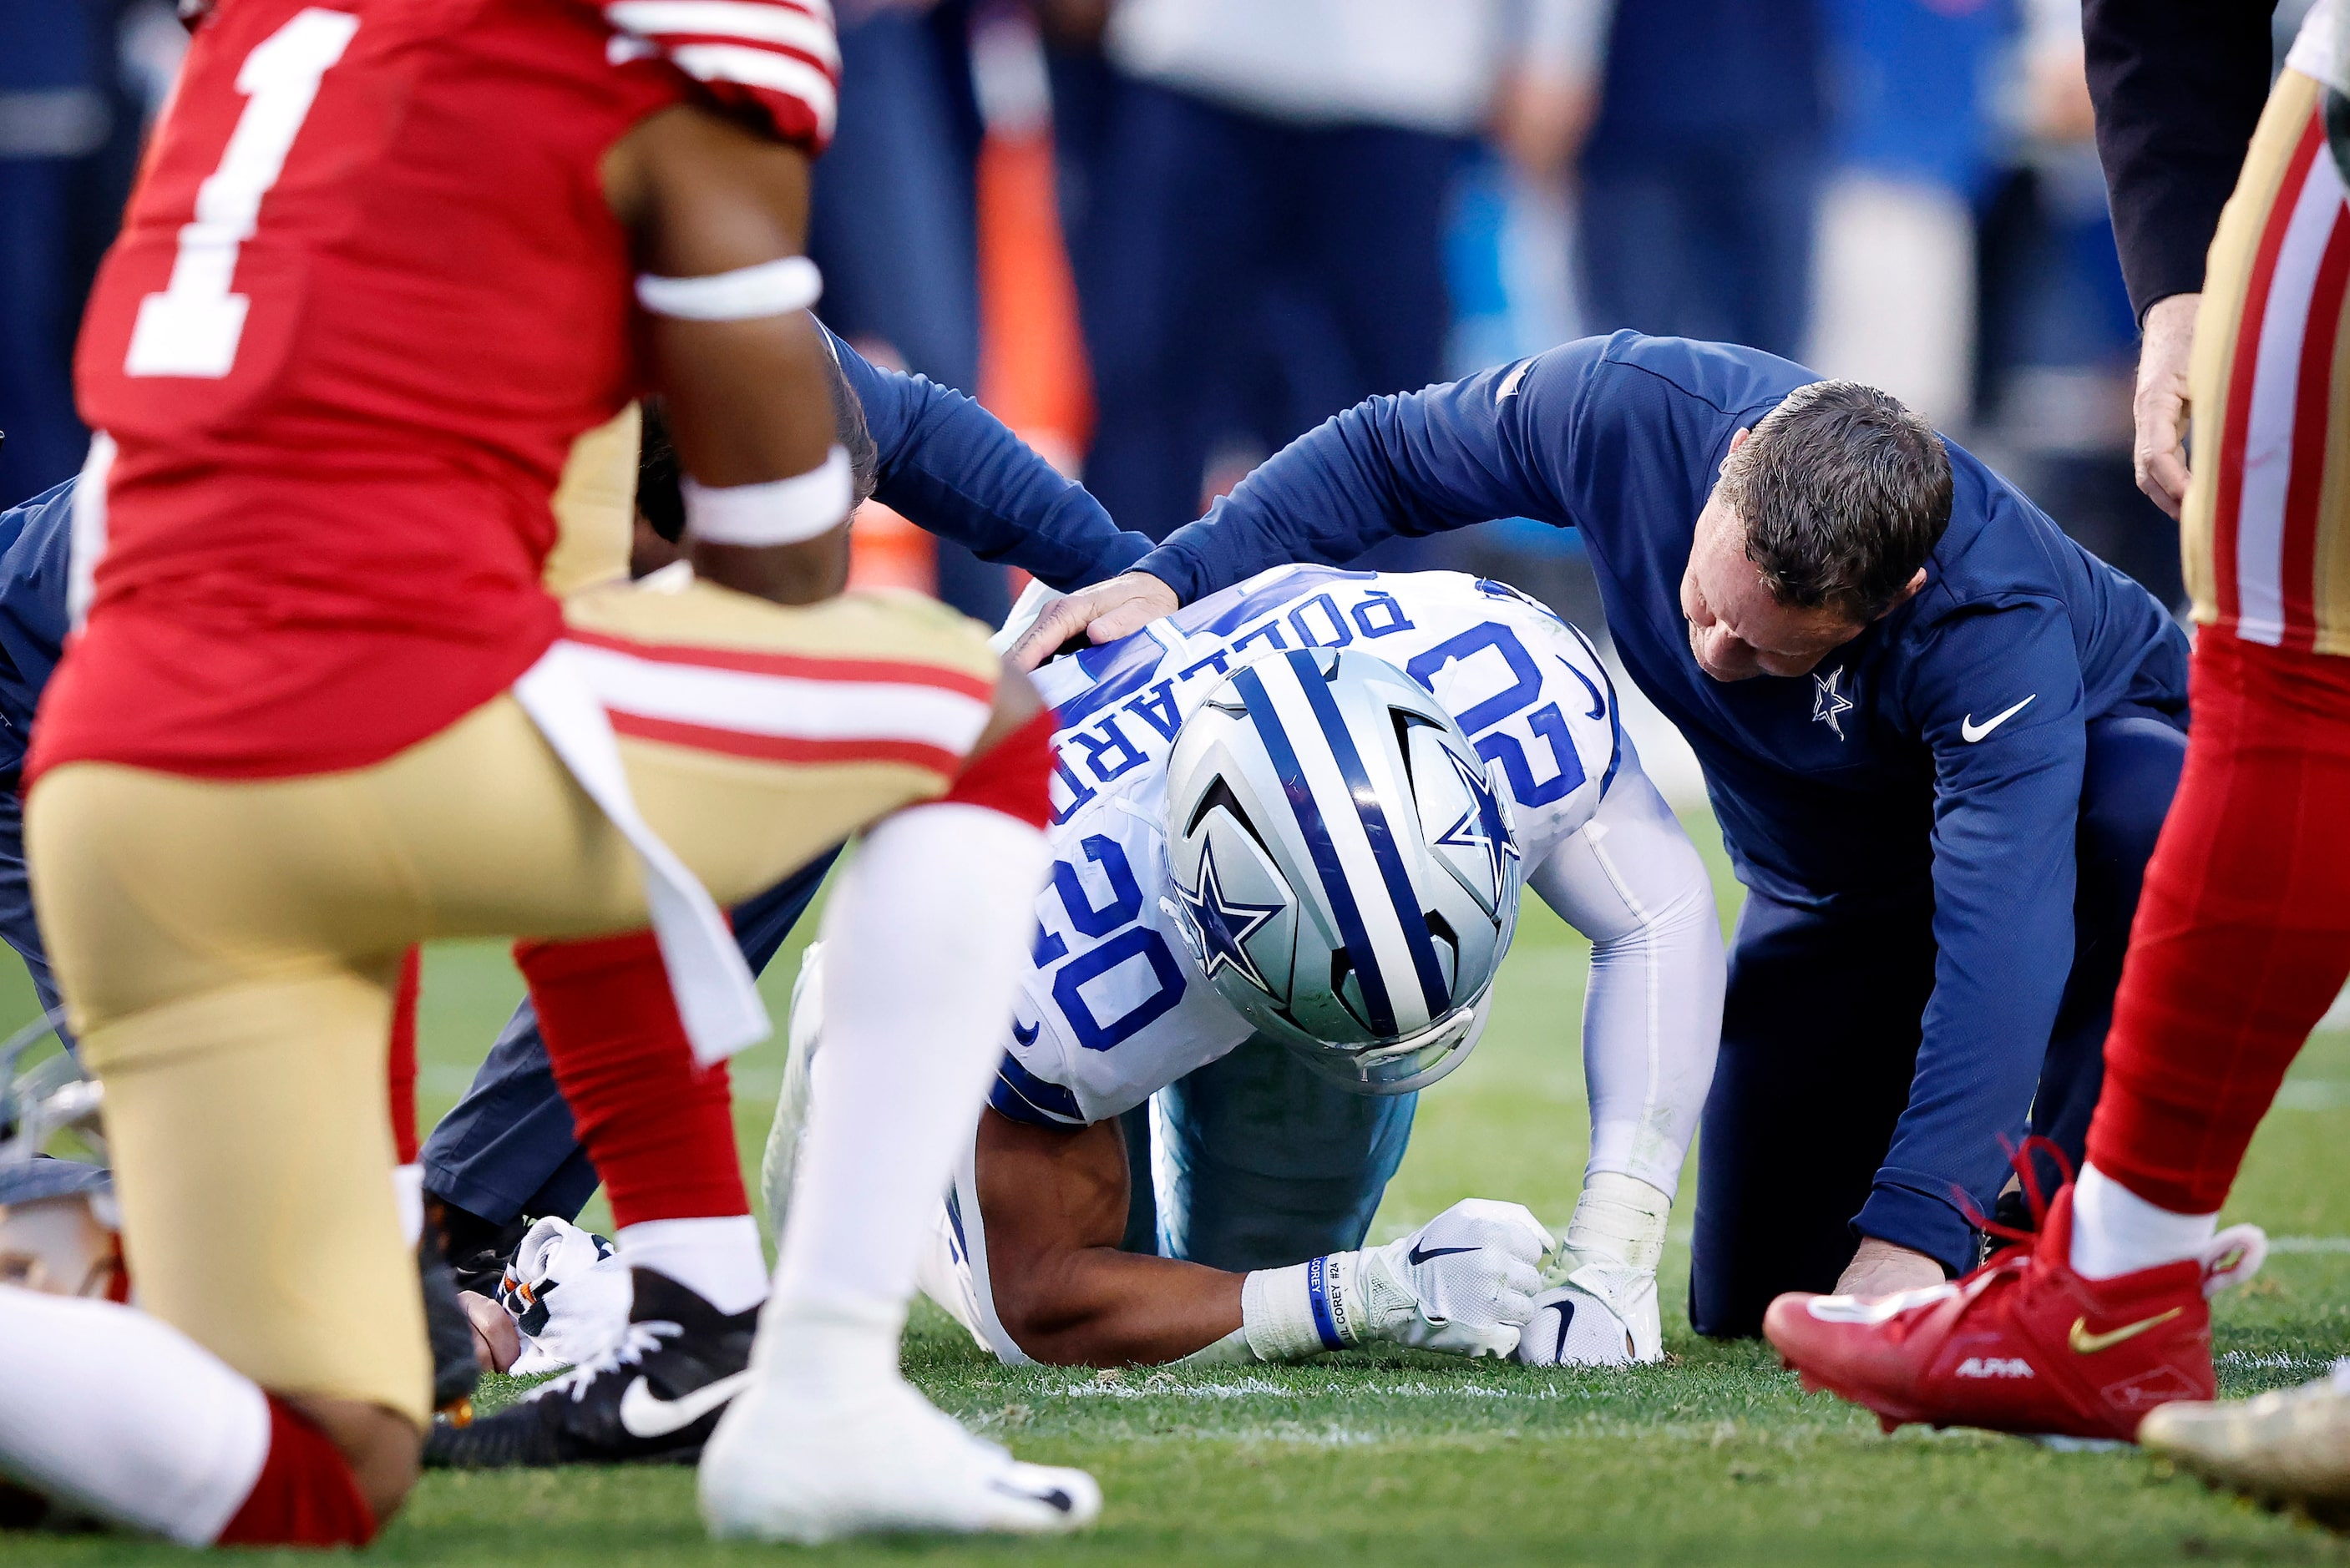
[497,1216,634,1375]
[1238,1199,1552,1362]
[1514,1256,1664,1367]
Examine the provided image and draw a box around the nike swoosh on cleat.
[990,1479,1075,1514]
[1406,1242,1479,1267]
[616,1371,752,1439]
[1550,1300,1576,1362]
[1960,694,2036,743]
[2068,1307,2183,1355]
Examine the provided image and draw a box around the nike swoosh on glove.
[1514,1259,1663,1368]
[1356,1199,1552,1358]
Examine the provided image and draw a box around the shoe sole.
[2152,1449,2350,1533]
[425,1431,711,1470]
[1785,1361,2130,1447]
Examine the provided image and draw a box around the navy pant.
[1689,711,2187,1338]
[0,789,67,1040]
[1578,142,1821,363]
[1076,77,1463,542]
[803,7,1006,626]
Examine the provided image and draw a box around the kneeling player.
[0,0,1094,1547]
[772,567,1726,1367]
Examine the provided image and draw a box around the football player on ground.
[769,567,1725,1369]
[1013,340,2194,1339]
[1765,0,2350,1479]
[0,0,1095,1549]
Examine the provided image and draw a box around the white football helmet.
[0,1009,120,1298]
[1160,647,1521,1095]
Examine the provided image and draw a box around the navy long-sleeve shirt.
[0,334,1153,781]
[1132,333,2190,1265]
[826,327,1152,590]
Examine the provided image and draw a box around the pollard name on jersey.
[990,566,1623,1129]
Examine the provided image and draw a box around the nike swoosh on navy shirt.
[1959,694,2036,742]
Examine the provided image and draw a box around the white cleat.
[698,1374,1101,1543]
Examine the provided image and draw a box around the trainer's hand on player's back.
[2134,292,2199,519]
[1832,1236,1945,1300]
[1006,572,1179,670]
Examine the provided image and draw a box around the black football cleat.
[423,1267,757,1469]
[419,1204,483,1414]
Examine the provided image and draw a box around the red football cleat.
[1764,1184,2264,1443]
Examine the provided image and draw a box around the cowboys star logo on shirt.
[1811,666,1854,741]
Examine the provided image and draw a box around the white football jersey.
[990,566,1627,1129]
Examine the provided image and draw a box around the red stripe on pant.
[2213,114,2327,628]
[514,930,747,1228]
[387,946,421,1165]
[2280,207,2350,650]
[2088,627,2350,1213]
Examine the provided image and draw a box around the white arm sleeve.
[1523,747,1725,1200]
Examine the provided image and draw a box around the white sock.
[749,1297,907,1401]
[2069,1161,2217,1280]
[619,1215,769,1315]
[394,1162,424,1247]
[0,1285,269,1544]
[764,800,1047,1383]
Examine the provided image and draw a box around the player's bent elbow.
[988,1263,1117,1368]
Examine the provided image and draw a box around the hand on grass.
[1832,1237,1945,1300]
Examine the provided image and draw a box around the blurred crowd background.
[1,0,2322,647]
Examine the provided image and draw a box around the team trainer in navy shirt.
[1013,333,2190,1334]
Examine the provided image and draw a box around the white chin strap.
[682,446,853,546]
[635,255,822,321]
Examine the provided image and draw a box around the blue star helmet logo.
[1436,748,1521,903]
[1176,840,1285,994]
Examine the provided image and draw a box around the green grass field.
[14,814,2350,1565]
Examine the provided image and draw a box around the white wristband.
[635,256,822,321]
[1568,1171,1671,1272]
[681,447,853,546]
[1238,1252,1365,1362]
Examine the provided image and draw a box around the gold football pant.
[2185,67,2350,654]
[27,577,1000,1426]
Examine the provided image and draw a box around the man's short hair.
[1717,380,1952,620]
[636,346,879,545]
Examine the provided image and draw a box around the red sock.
[214,1398,377,1548]
[945,705,1054,827]
[2089,628,2350,1213]
[387,947,421,1165]
[514,929,747,1228]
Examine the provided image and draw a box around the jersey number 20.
[124,8,359,379]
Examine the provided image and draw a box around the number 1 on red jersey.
[124,8,358,380]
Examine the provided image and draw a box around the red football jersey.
[37,0,839,781]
